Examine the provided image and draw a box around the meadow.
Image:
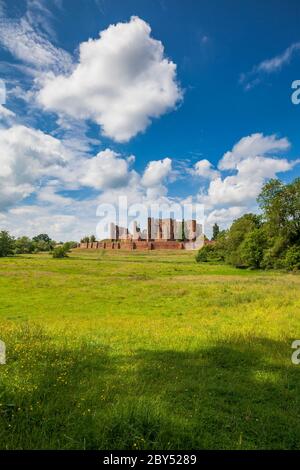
[0,249,300,450]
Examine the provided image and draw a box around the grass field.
[0,249,300,450]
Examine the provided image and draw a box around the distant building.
[80,217,204,251]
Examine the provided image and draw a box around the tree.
[257,178,300,268]
[194,178,299,270]
[225,214,261,266]
[81,236,90,243]
[32,234,54,252]
[15,236,34,254]
[0,231,15,257]
[258,178,300,243]
[33,240,50,252]
[90,235,96,242]
[212,223,220,241]
[181,221,185,241]
[33,234,52,244]
[240,228,268,269]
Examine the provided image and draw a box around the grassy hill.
[0,250,299,449]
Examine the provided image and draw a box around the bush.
[52,244,70,259]
[195,245,211,262]
[195,244,223,263]
[284,245,300,271]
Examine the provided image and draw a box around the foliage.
[284,244,300,270]
[197,178,300,271]
[32,234,52,244]
[258,178,300,243]
[195,243,223,263]
[0,230,15,257]
[65,241,78,249]
[32,234,55,252]
[52,243,71,258]
[15,236,35,254]
[240,228,268,268]
[224,214,261,266]
[212,223,220,241]
[195,244,213,262]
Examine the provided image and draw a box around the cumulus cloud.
[0,104,15,118]
[0,153,176,242]
[37,16,182,142]
[200,133,296,211]
[5,205,81,241]
[79,149,135,190]
[206,206,246,229]
[192,159,219,180]
[0,120,175,213]
[0,124,70,210]
[219,133,290,170]
[37,180,74,206]
[141,157,172,187]
[0,121,176,242]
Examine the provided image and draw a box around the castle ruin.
[79,217,204,251]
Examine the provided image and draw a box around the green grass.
[0,249,300,449]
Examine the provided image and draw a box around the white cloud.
[79,149,134,190]
[37,181,74,206]
[141,157,172,187]
[199,133,296,212]
[206,206,246,228]
[0,124,70,210]
[257,42,300,73]
[240,42,300,90]
[0,121,175,214]
[218,133,290,170]
[37,16,182,142]
[0,104,15,118]
[5,206,80,241]
[193,159,219,180]
[0,17,72,74]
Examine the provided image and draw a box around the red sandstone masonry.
[79,240,184,250]
[152,241,184,250]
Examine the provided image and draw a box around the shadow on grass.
[130,337,300,449]
[0,329,299,450]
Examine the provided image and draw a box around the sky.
[0,0,299,241]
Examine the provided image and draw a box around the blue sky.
[0,0,299,240]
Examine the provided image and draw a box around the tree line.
[0,233,78,258]
[196,178,300,270]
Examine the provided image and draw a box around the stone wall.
[79,240,184,250]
